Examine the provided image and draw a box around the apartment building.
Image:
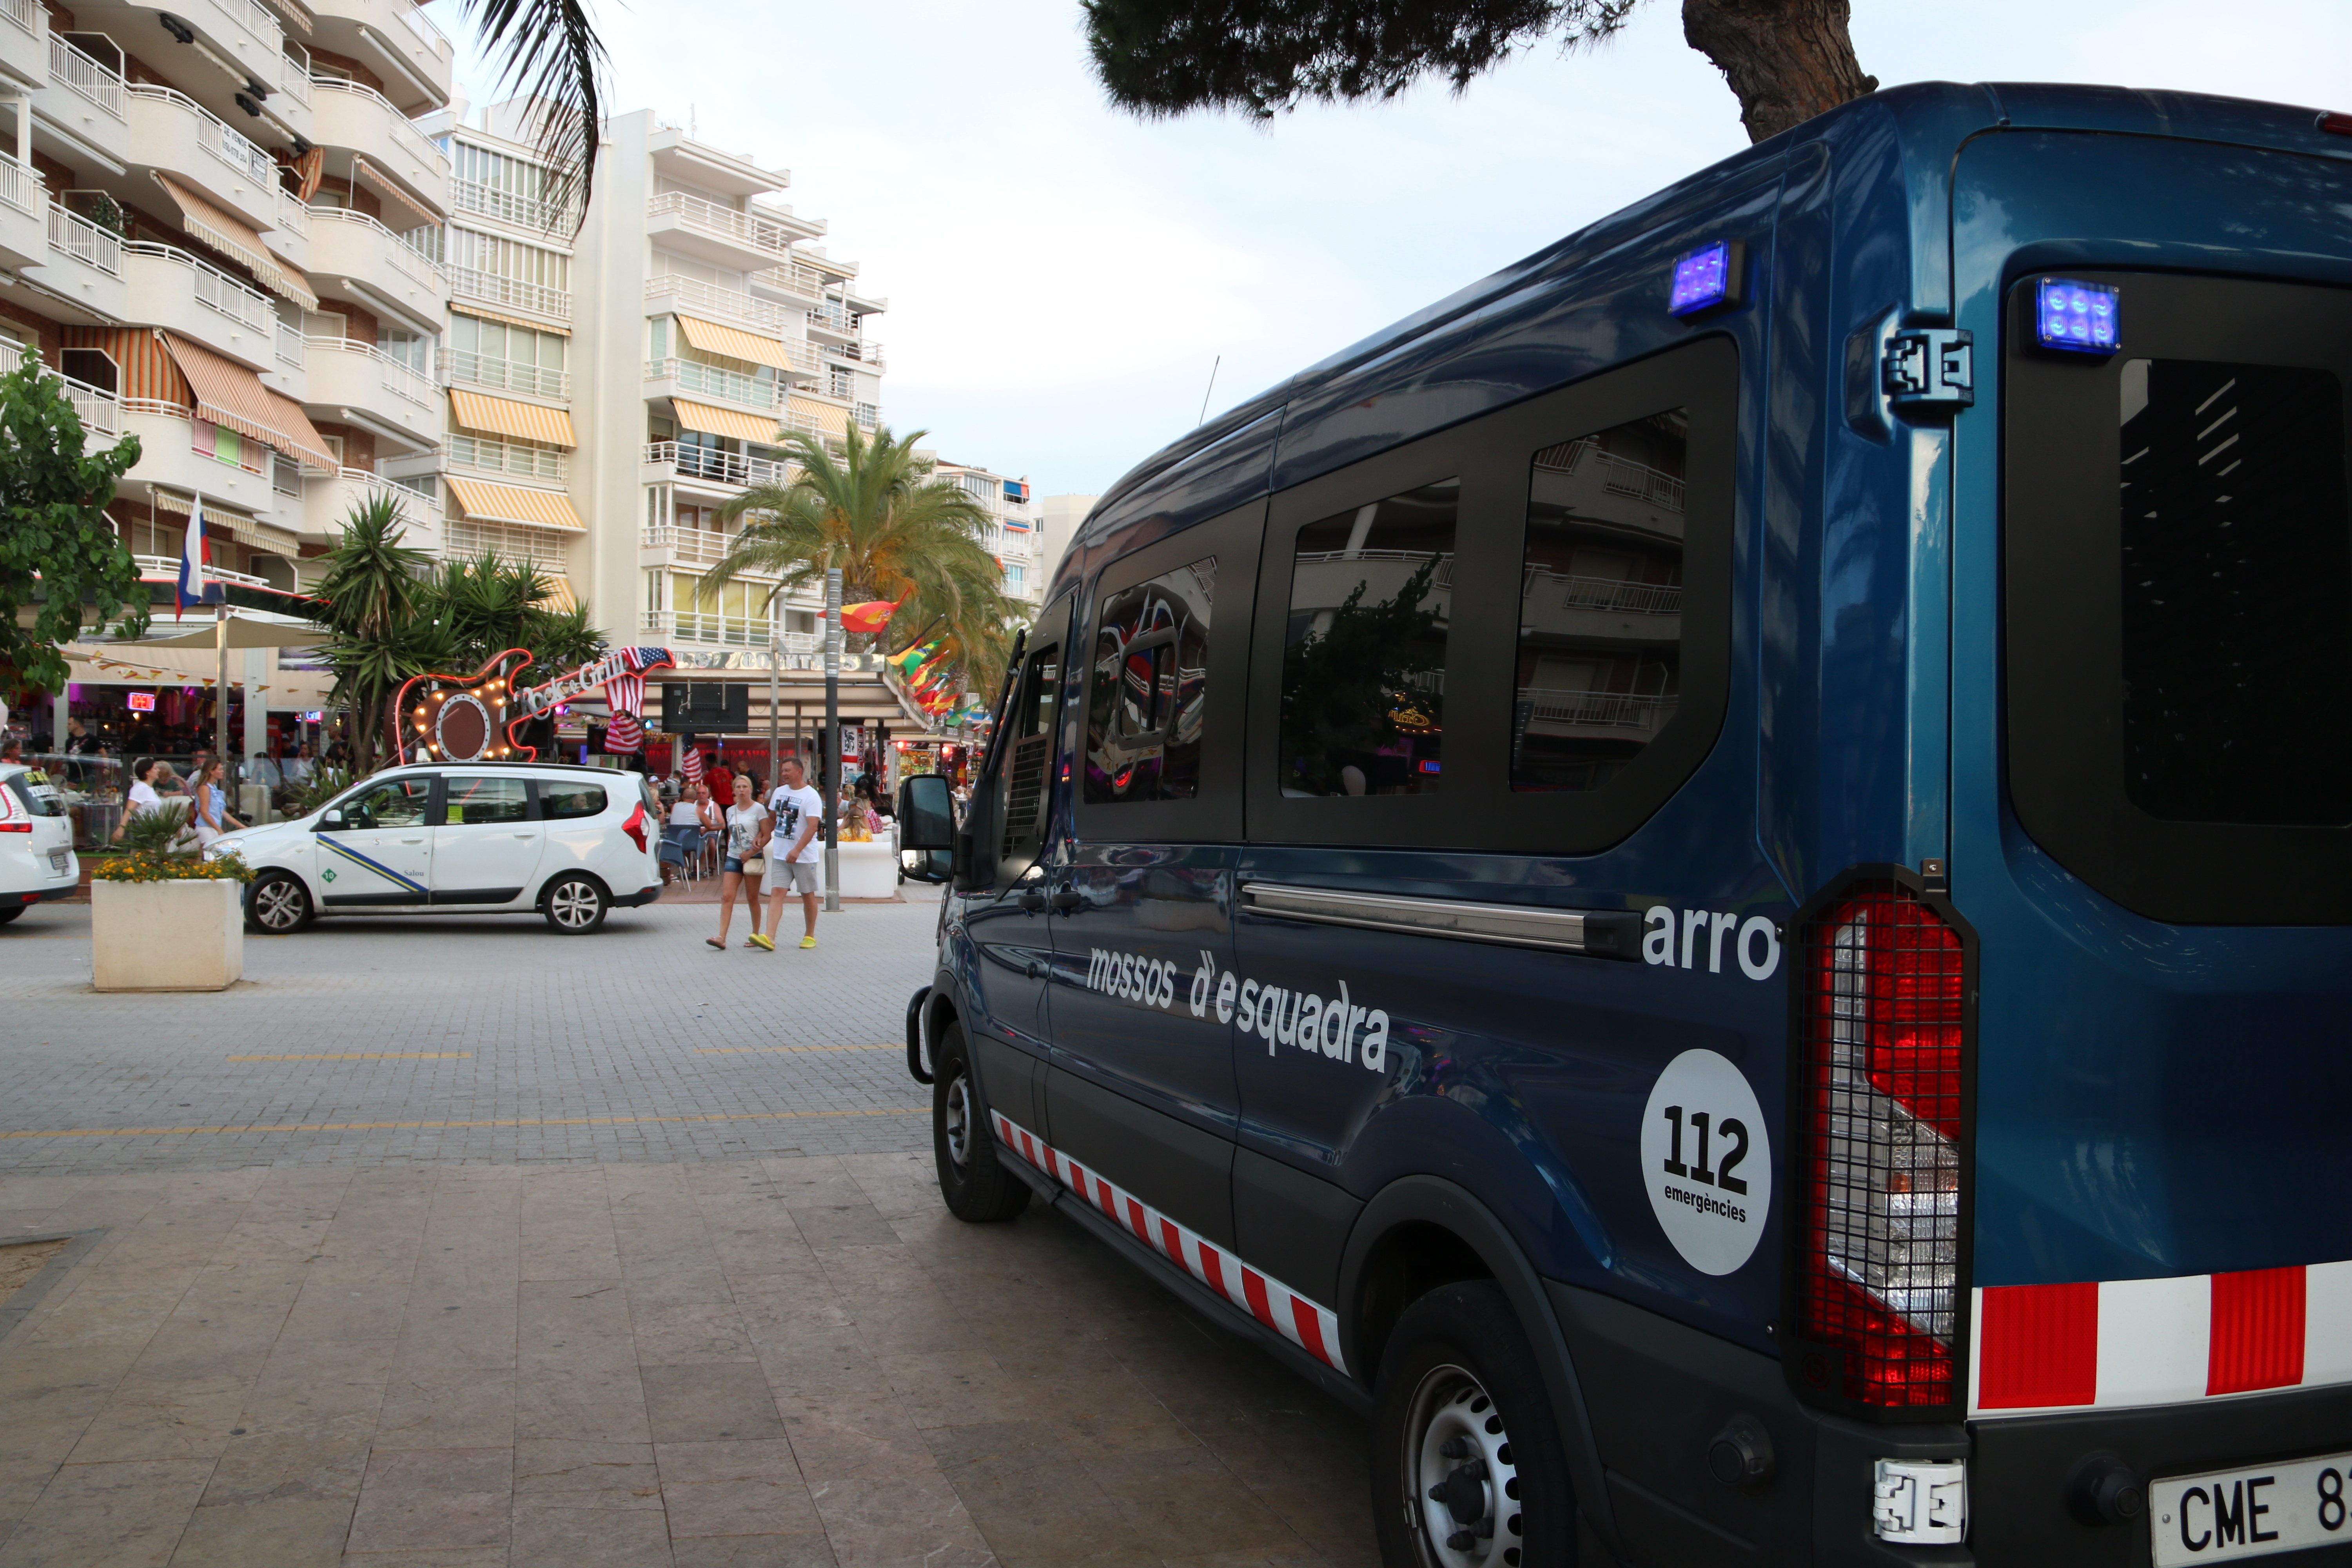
[927,456,1044,611]
[0,0,457,602]
[1036,492,1096,594]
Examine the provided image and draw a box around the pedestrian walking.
[707,775,768,951]
[761,756,825,950]
[111,757,163,843]
[192,758,243,848]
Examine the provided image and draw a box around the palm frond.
[452,0,607,226]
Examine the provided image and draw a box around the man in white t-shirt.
[761,755,826,949]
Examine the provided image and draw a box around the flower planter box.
[91,879,244,992]
[835,839,899,900]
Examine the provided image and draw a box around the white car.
[210,763,663,934]
[0,761,78,923]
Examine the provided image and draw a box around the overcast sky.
[443,0,2352,496]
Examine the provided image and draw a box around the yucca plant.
[96,801,250,883]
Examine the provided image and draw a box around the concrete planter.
[835,840,899,900]
[91,878,245,992]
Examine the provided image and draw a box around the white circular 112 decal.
[1639,1048,1772,1277]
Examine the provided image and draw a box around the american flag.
[604,670,646,753]
[682,746,705,785]
[619,647,673,673]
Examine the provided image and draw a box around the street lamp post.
[822,568,841,913]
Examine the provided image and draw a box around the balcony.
[122,241,275,368]
[307,77,448,220]
[305,465,441,544]
[34,204,124,316]
[749,261,824,303]
[639,524,748,570]
[820,337,885,373]
[57,373,118,437]
[443,515,566,572]
[446,262,569,322]
[646,273,793,337]
[121,401,287,520]
[258,314,305,401]
[439,347,568,400]
[40,35,127,166]
[639,609,795,650]
[305,206,447,334]
[446,432,566,484]
[644,357,785,414]
[1515,686,1679,739]
[450,175,573,234]
[0,154,42,272]
[0,0,44,88]
[645,191,815,269]
[642,439,788,493]
[124,84,278,232]
[307,0,452,113]
[267,187,308,269]
[302,336,437,449]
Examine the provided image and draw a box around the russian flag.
[175,493,217,618]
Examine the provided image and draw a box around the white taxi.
[209,763,662,933]
[0,761,78,922]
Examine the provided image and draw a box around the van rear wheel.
[931,1022,1029,1223]
[1372,1280,1575,1568]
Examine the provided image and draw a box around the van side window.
[1086,558,1213,804]
[1278,480,1458,796]
[1512,410,1690,792]
[999,641,1060,864]
[539,783,606,820]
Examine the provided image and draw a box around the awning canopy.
[452,302,570,338]
[67,644,333,705]
[786,395,848,436]
[108,610,332,650]
[151,174,318,310]
[675,315,794,372]
[448,388,576,447]
[671,399,780,445]
[158,333,338,470]
[536,576,578,613]
[443,475,584,532]
[352,156,440,233]
[151,488,302,555]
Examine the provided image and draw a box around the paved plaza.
[0,895,1376,1567]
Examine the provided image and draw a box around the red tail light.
[1794,877,1968,1411]
[0,821,29,833]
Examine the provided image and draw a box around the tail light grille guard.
[1788,868,1975,1417]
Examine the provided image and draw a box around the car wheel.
[246,871,312,933]
[931,1021,1029,1222]
[0,904,23,925]
[1372,1280,1577,1568]
[542,873,608,933]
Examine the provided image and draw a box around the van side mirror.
[897,775,954,851]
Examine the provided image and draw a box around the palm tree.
[700,424,1023,699]
[315,493,442,774]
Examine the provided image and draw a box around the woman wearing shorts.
[708,775,769,951]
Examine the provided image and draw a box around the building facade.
[1036,492,1097,593]
[925,456,1043,612]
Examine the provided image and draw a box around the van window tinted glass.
[443,776,530,824]
[1511,410,1688,792]
[2119,359,2352,825]
[1279,481,1456,796]
[1087,558,1213,803]
[539,782,607,820]
[1000,642,1058,858]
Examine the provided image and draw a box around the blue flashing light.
[1669,241,1739,317]
[2035,278,2120,354]
[1418,759,1442,775]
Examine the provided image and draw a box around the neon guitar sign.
[386,646,674,764]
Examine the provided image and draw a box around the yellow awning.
[786,396,848,436]
[536,576,578,613]
[151,173,318,310]
[452,302,570,337]
[676,315,795,372]
[444,475,584,532]
[448,388,577,447]
[671,399,781,445]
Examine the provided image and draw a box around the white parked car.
[209,763,663,934]
[0,761,78,923]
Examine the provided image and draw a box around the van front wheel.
[931,1022,1029,1223]
[1372,1280,1575,1568]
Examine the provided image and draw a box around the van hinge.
[1883,328,1975,411]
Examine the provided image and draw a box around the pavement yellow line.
[226,1053,475,1061]
[0,1109,926,1141]
[694,1046,895,1054]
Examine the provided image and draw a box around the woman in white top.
[111,757,162,843]
[707,775,768,951]
[192,758,243,848]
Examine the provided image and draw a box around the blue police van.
[895,80,2352,1567]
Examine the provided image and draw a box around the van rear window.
[2119,359,2352,825]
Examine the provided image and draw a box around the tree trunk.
[1682,0,1877,144]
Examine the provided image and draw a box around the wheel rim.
[943,1071,973,1168]
[1403,1361,1522,1568]
[550,882,598,928]
[254,878,303,930]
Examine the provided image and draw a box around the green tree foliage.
[1278,556,1445,795]
[0,347,147,695]
[1084,0,1876,144]
[702,424,1022,701]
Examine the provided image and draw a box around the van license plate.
[2152,1452,2352,1564]
[47,850,67,873]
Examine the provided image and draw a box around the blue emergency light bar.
[2035,278,2120,354]
[1669,241,1741,317]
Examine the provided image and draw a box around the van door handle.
[1049,888,1083,913]
[1017,889,1046,913]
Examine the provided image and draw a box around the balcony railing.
[0,0,37,36]
[129,85,275,188]
[449,176,573,233]
[1516,687,1679,731]
[641,609,788,648]
[447,262,570,318]
[396,1,453,59]
[822,338,884,371]
[277,41,310,106]
[310,206,445,288]
[646,357,784,412]
[641,524,738,568]
[646,191,804,260]
[448,432,566,483]
[439,348,568,399]
[309,336,434,407]
[218,0,282,51]
[1524,570,1683,616]
[128,241,274,328]
[273,187,309,238]
[444,517,566,570]
[329,466,442,522]
[51,35,124,119]
[48,205,118,273]
[275,318,301,366]
[0,155,40,220]
[643,440,788,490]
[750,261,826,300]
[645,273,792,336]
[134,552,270,589]
[60,374,118,436]
[310,78,450,175]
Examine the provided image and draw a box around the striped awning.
[452,302,570,338]
[536,576,578,613]
[444,475,584,532]
[352,156,439,233]
[448,388,576,447]
[786,395,848,436]
[149,487,302,554]
[671,399,780,445]
[675,315,794,372]
[69,327,184,403]
[259,0,311,32]
[151,174,318,310]
[157,333,338,470]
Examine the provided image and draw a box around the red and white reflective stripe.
[991,1110,1347,1376]
[1969,1261,2352,1415]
